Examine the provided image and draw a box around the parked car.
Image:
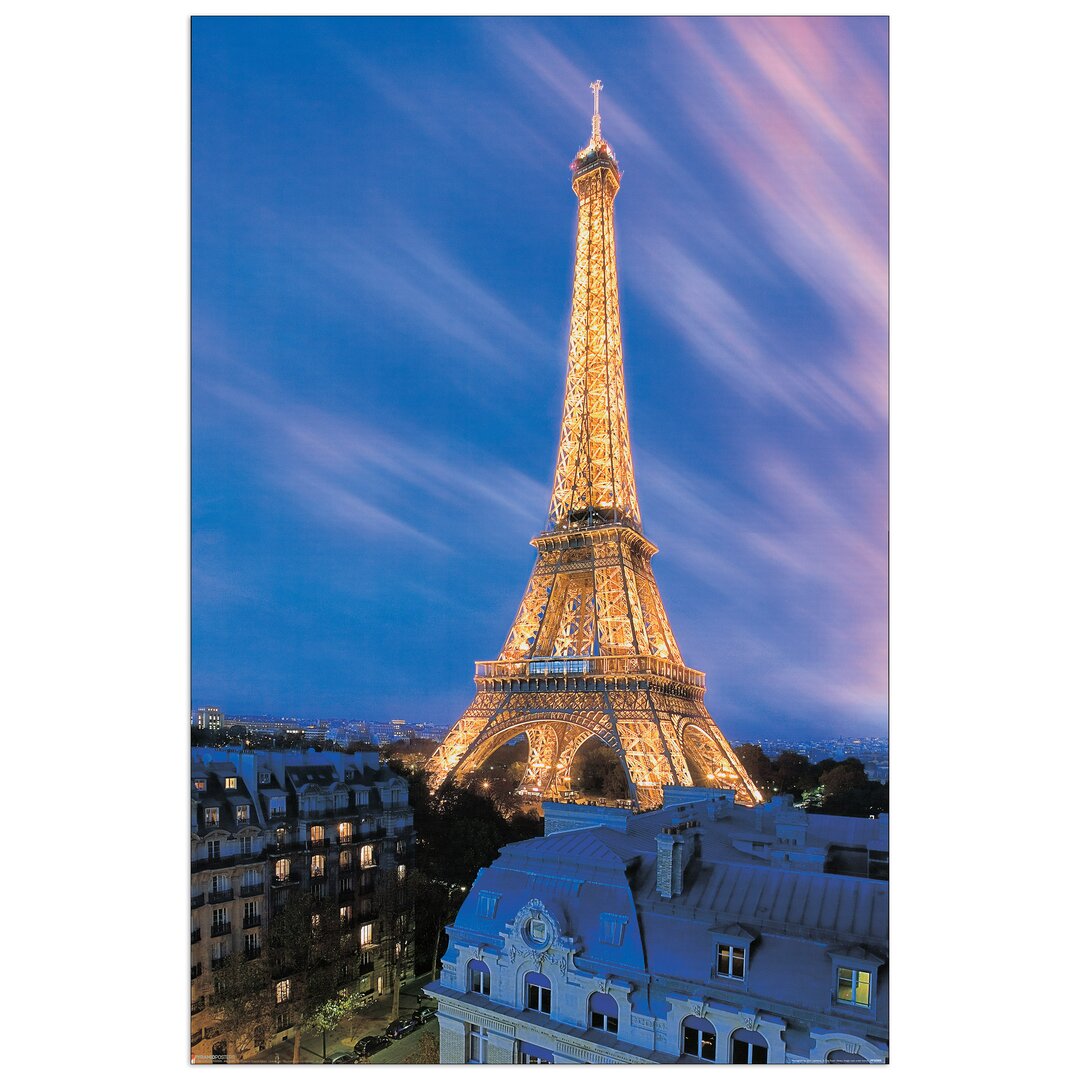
[354,1035,392,1059]
[386,1015,421,1040]
[412,1006,436,1024]
[327,1053,358,1064]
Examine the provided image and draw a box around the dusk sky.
[192,16,888,742]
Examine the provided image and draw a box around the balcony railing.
[475,653,707,689]
[208,889,234,904]
[191,893,205,909]
[191,997,206,1016]
[210,922,232,938]
[244,947,262,961]
[191,929,201,944]
[243,914,263,929]
[240,882,264,897]
[210,956,229,970]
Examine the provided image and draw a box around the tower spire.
[590,79,603,145]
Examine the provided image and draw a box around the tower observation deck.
[427,84,762,809]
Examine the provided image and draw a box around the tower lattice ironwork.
[428,84,762,809]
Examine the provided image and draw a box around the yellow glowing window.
[338,823,353,842]
[274,858,290,882]
[837,967,872,1007]
[310,826,325,843]
[224,777,237,790]
[360,845,375,868]
[311,855,325,878]
[275,979,291,1004]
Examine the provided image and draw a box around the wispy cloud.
[197,361,550,555]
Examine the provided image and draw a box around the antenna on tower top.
[590,80,603,144]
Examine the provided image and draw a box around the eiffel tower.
[428,84,761,810]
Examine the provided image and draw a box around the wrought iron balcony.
[191,893,205,909]
[191,996,206,1016]
[210,922,232,938]
[191,929,201,944]
[244,946,262,961]
[240,882,264,897]
[210,955,229,970]
[243,914,263,929]
[208,888,234,904]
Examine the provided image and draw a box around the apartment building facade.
[191,747,415,1062]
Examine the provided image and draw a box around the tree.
[734,743,774,792]
[404,1028,440,1064]
[210,952,275,1062]
[265,892,348,1063]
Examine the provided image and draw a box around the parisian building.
[195,705,223,732]
[191,747,415,1061]
[429,788,888,1064]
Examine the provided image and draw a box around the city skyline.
[192,17,888,740]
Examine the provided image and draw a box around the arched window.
[524,972,551,1014]
[682,1017,716,1061]
[588,992,618,1034]
[827,1049,869,1064]
[731,1029,768,1064]
[468,959,491,996]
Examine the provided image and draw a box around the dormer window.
[258,771,271,785]
[837,967,872,1007]
[224,777,237,790]
[599,913,627,947]
[193,779,207,791]
[477,892,500,919]
[269,798,285,818]
[716,944,746,980]
[204,807,219,827]
[828,948,883,1015]
[235,805,250,823]
[528,918,546,944]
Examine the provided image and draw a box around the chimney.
[656,828,686,898]
[656,818,701,898]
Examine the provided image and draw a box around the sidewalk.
[253,975,433,1064]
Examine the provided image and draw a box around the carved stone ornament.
[692,1001,709,1019]
[739,1011,759,1032]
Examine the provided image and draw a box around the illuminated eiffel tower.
[428,84,761,809]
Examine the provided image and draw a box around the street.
[253,975,438,1064]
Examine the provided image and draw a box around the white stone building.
[429,788,887,1064]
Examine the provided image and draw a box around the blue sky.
[192,16,888,741]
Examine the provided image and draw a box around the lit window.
[338,823,353,843]
[731,1029,768,1064]
[837,967,872,1007]
[360,845,375,868]
[524,972,551,1014]
[274,858,290,882]
[340,849,352,869]
[311,855,325,878]
[468,960,490,995]
[311,913,321,930]
[224,777,237,790]
[716,944,746,980]
[236,805,250,823]
[682,1018,716,1061]
[340,905,352,927]
[275,979,291,1004]
[310,825,325,844]
[194,779,207,791]
[360,922,374,947]
[204,807,219,827]
[588,992,618,1034]
[397,864,406,882]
